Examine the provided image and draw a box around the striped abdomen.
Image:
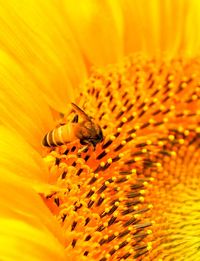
[42,124,77,147]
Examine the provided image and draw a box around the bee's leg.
[72,114,78,123]
[90,141,96,151]
[77,145,88,156]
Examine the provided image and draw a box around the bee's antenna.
[71,103,91,121]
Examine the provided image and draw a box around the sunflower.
[0,1,200,260]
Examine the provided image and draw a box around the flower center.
[42,55,200,260]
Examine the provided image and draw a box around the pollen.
[41,55,200,260]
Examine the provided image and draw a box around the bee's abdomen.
[42,133,51,147]
[42,129,62,147]
[42,124,76,147]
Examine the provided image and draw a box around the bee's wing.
[71,103,91,121]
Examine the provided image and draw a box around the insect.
[42,103,103,149]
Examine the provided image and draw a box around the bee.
[42,103,103,149]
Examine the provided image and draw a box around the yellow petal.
[121,0,200,58]
[0,126,47,182]
[0,50,55,149]
[63,0,124,66]
[180,0,200,57]
[0,169,66,260]
[0,219,65,261]
[120,0,160,56]
[0,0,87,112]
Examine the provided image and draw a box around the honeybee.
[42,103,103,149]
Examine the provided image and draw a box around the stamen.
[41,55,200,260]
